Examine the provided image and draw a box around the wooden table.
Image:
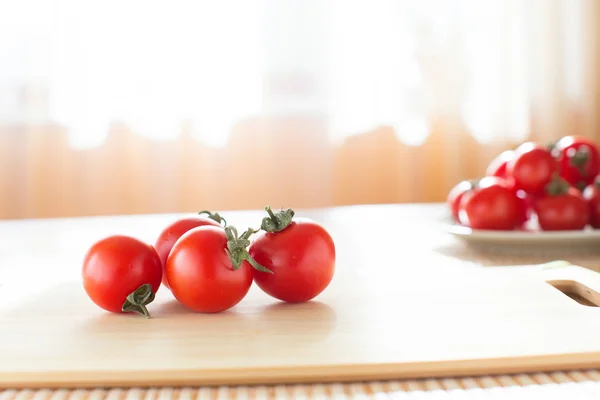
[1,203,600,398]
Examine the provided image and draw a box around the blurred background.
[1,0,599,220]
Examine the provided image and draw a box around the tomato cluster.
[448,135,600,231]
[82,207,336,318]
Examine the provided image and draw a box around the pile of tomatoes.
[81,207,336,318]
[448,135,600,231]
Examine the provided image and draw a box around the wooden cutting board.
[1,261,600,389]
[1,207,600,389]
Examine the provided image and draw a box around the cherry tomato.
[506,142,557,195]
[82,235,162,318]
[447,180,474,222]
[154,211,225,289]
[458,177,522,230]
[583,175,600,228]
[486,150,514,179]
[249,207,336,303]
[551,135,600,190]
[533,177,589,231]
[166,225,265,313]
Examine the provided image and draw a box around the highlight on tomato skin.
[81,235,163,318]
[515,189,534,228]
[248,206,336,303]
[486,150,515,179]
[447,180,475,222]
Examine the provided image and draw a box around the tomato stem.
[570,148,590,176]
[224,226,273,274]
[545,175,570,196]
[261,206,295,233]
[198,210,227,227]
[121,283,156,319]
[467,178,480,190]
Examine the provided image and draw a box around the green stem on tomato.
[198,210,227,227]
[121,283,156,319]
[545,175,570,196]
[224,226,272,274]
[569,148,590,177]
[260,206,295,233]
[467,178,480,190]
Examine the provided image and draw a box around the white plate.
[445,223,600,246]
[441,210,600,249]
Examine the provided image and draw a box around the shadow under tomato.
[5,278,338,344]
[150,295,338,326]
[150,297,194,316]
[150,295,262,318]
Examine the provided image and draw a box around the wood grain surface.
[1,204,600,396]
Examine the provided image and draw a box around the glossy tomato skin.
[458,177,521,230]
[155,217,222,289]
[166,225,253,313]
[82,235,162,314]
[447,180,474,222]
[486,150,515,179]
[583,176,600,228]
[249,218,335,303]
[515,190,533,228]
[534,187,589,231]
[507,142,557,196]
[552,136,600,189]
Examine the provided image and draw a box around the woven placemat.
[2,371,600,399]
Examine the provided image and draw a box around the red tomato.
[551,135,600,190]
[486,150,514,178]
[583,175,600,228]
[82,235,162,318]
[458,177,522,230]
[447,180,475,222]
[154,211,225,289]
[166,225,265,313]
[506,142,557,195]
[249,207,336,303]
[533,177,589,231]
